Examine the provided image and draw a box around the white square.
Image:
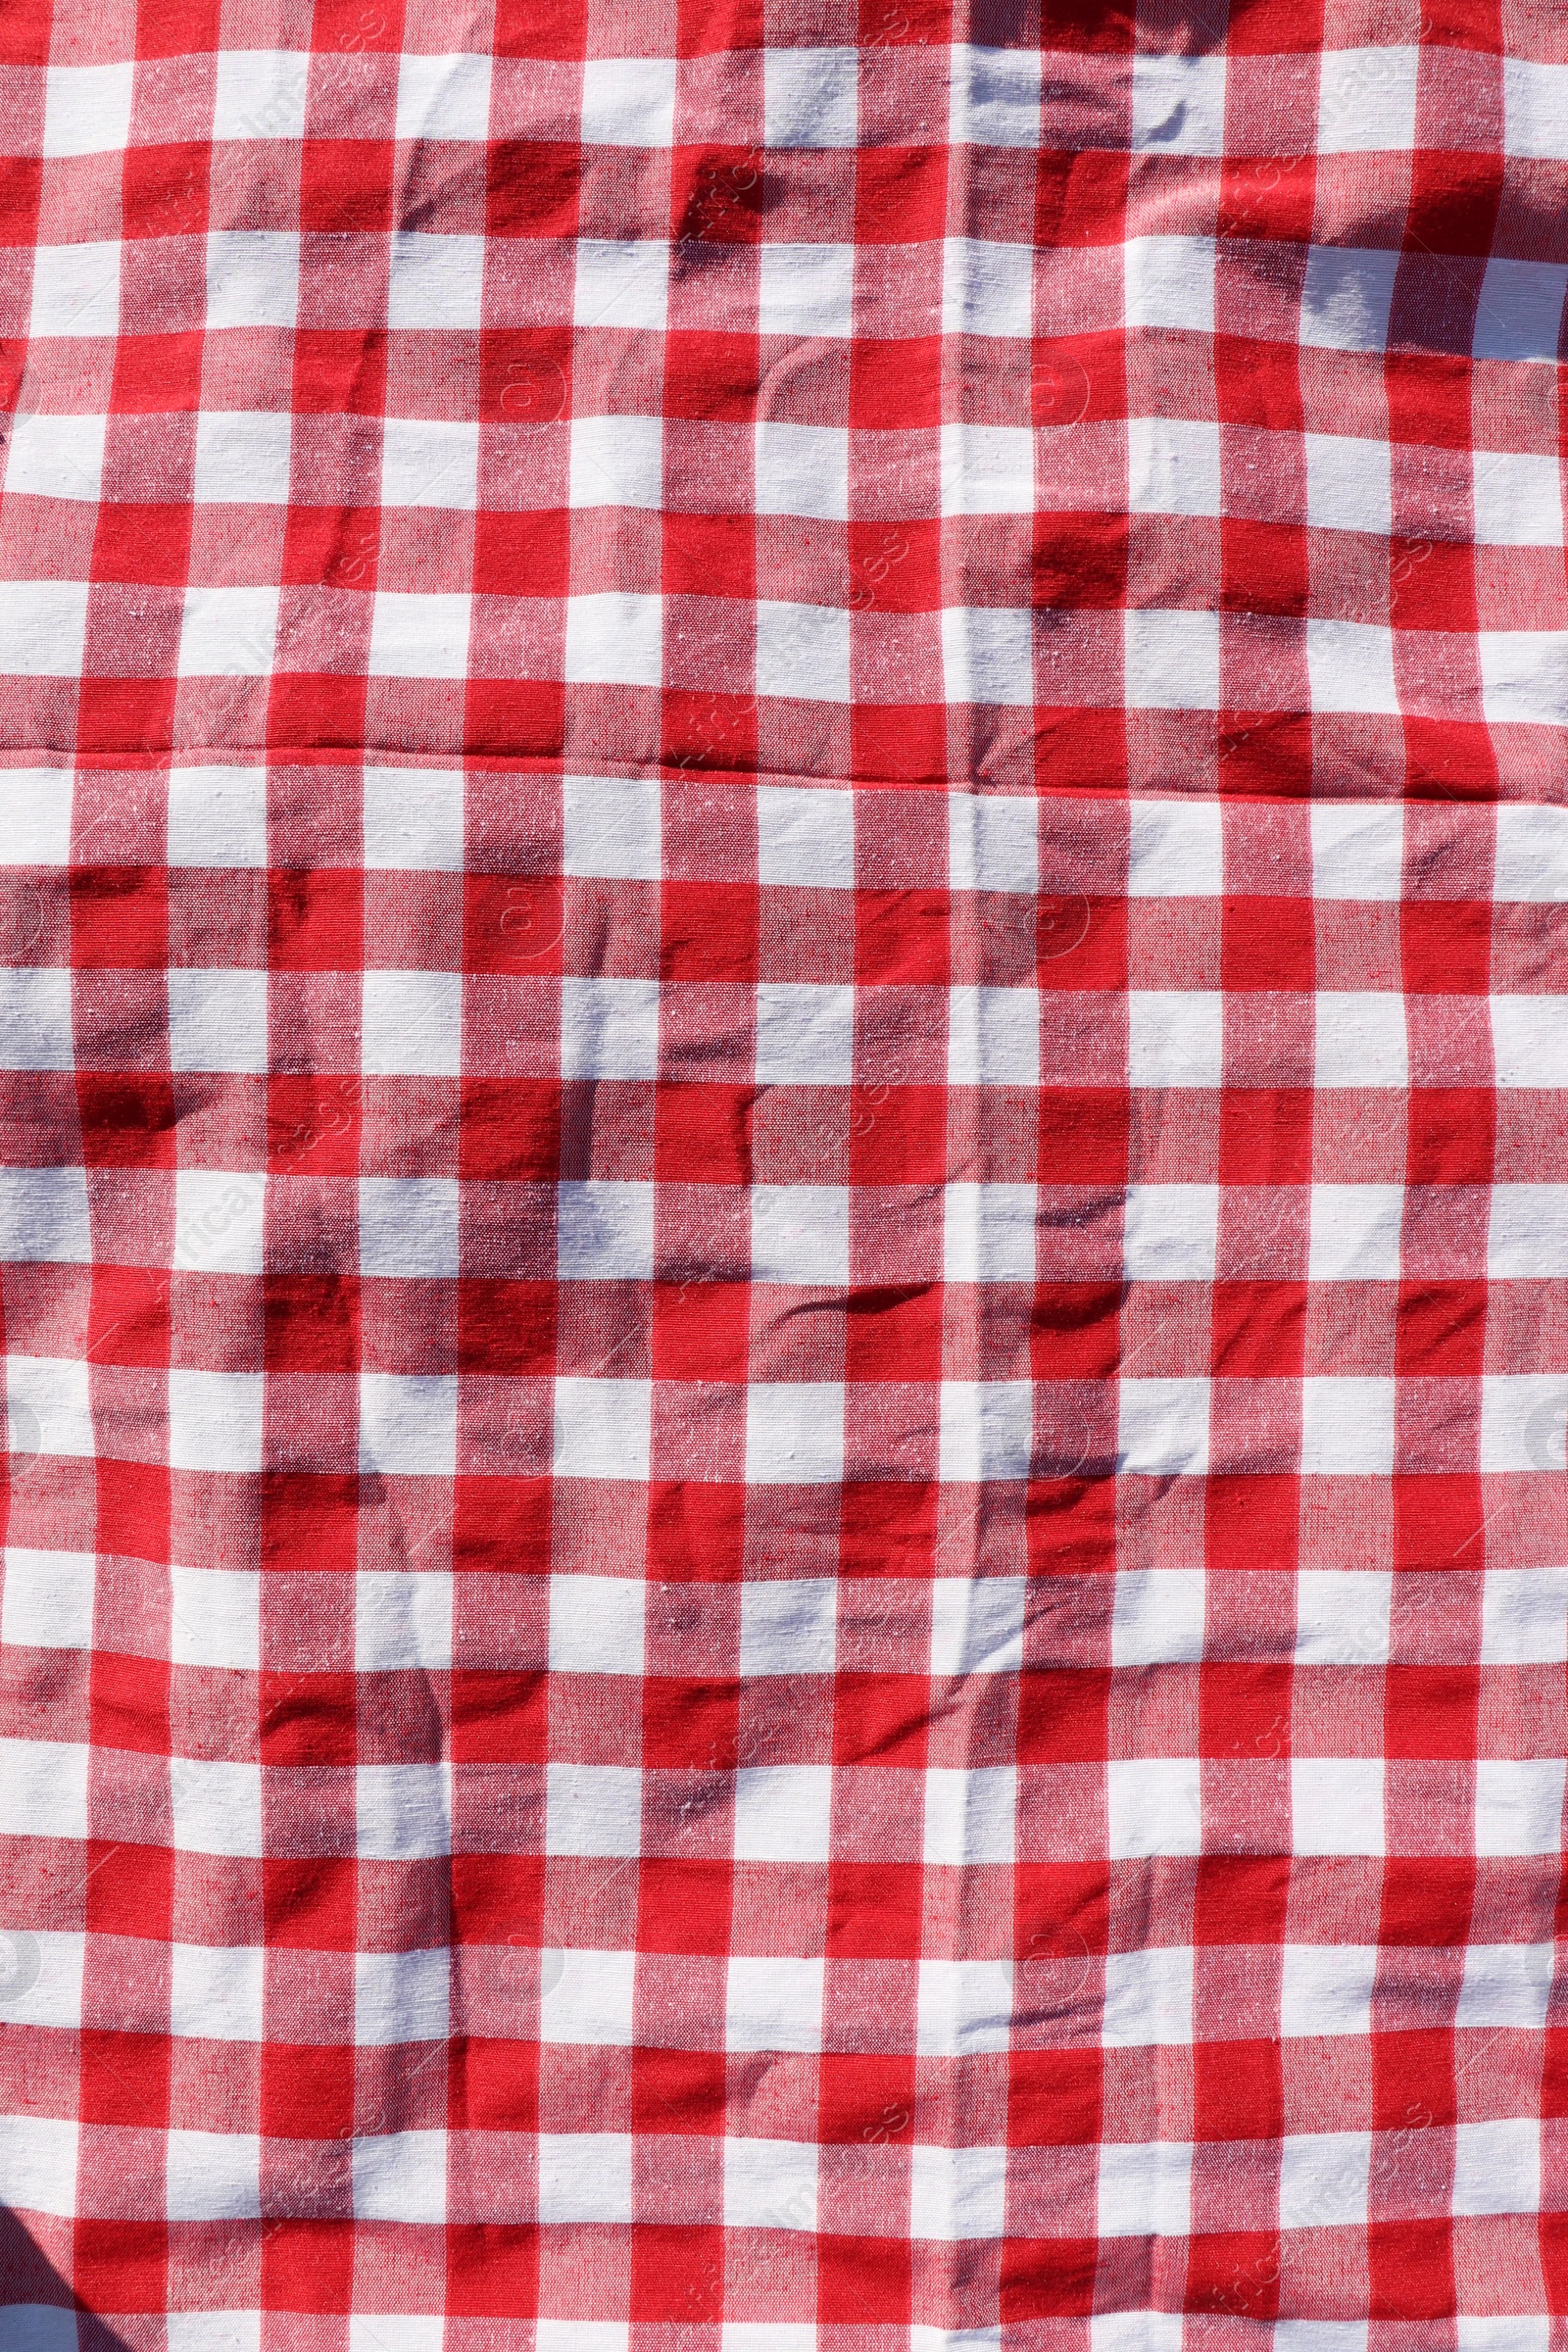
[539,2132,632,2225]
[170,1564,261,1672]
[1315,48,1419,152]
[755,422,850,520]
[1093,2321,1185,2352]
[1102,1946,1194,2046]
[1305,618,1398,714]
[2,1547,95,1650]
[368,591,470,678]
[0,1167,90,1265]
[546,1765,643,1857]
[396,51,493,141]
[380,417,479,511]
[1118,1379,1208,1476]
[0,580,89,678]
[950,45,1040,147]
[915,1958,1012,2056]
[169,1369,265,1474]
[168,968,269,1074]
[356,1949,449,2046]
[1122,1184,1217,1281]
[1291,1758,1384,1855]
[364,768,465,872]
[356,1764,452,1860]
[1299,1377,1396,1476]
[929,1576,1026,1676]
[725,2136,816,2232]
[0,767,73,863]
[1474,454,1564,547]
[360,1177,460,1280]
[564,591,662,686]
[1504,57,1568,161]
[29,240,122,338]
[1308,1184,1402,1281]
[0,1737,88,1841]
[1097,2140,1192,2237]
[751,1186,849,1286]
[1131,51,1226,155]
[940,422,1035,515]
[922,1766,1014,1866]
[948,985,1039,1085]
[540,1947,637,2045]
[1106,1759,1201,1857]
[1494,808,1568,898]
[353,2130,447,2224]
[362,969,463,1077]
[1128,988,1222,1086]
[1124,235,1214,333]
[192,410,292,505]
[5,1351,91,1458]
[1452,2118,1539,2217]
[0,968,74,1071]
[733,1765,832,1861]
[549,1573,645,1675]
[1474,258,1568,365]
[948,793,1037,894]
[755,983,855,1086]
[1480,1567,1568,1664]
[356,1571,455,1672]
[564,773,662,880]
[760,242,856,339]
[1278,2132,1369,2230]
[1493,994,1568,1086]
[1125,608,1220,710]
[1474,1760,1564,1856]
[1298,245,1398,353]
[942,607,1034,707]
[560,976,661,1080]
[738,1578,837,1677]
[386,233,485,330]
[359,1373,458,1478]
[179,584,279,676]
[166,2131,261,2222]
[575,238,668,332]
[213,49,310,142]
[171,1758,264,1857]
[1294,1571,1392,1664]
[1126,800,1222,896]
[1279,1943,1377,2038]
[569,413,662,511]
[726,1955,825,2052]
[1455,1942,1553,2031]
[1484,630,1568,729]
[765,47,858,147]
[746,1383,844,1485]
[175,1171,267,1277]
[909,2144,1007,2241]
[4,411,106,502]
[1127,415,1221,518]
[1304,433,1392,537]
[167,765,270,866]
[557,1181,655,1280]
[581,57,678,147]
[0,2109,79,2217]
[757,601,851,704]
[943,1184,1036,1283]
[942,236,1032,338]
[939,1381,1033,1483]
[206,231,301,329]
[553,1377,652,1481]
[171,1941,265,2042]
[1111,1569,1206,1666]
[349,2323,443,2352]
[757,786,855,888]
[1480,1373,1568,1471]
[1314,991,1407,1089]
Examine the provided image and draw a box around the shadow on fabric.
[1,2206,132,2350]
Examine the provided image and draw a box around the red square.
[848,1084,946,1185]
[0,159,40,247]
[300,139,395,232]
[670,146,765,244]
[76,677,176,755]
[1222,517,1307,617]
[999,2236,1098,2322]
[1024,1477,1116,1577]
[641,1675,740,1770]
[269,672,368,750]
[1183,2232,1282,2323]
[260,2220,356,2315]
[72,2222,168,2316]
[817,2053,917,2142]
[857,147,948,245]
[1199,1663,1293,1762]
[654,1083,751,1181]
[818,2235,911,2326]
[122,144,209,241]
[261,1671,358,1768]
[1373,2026,1457,2132]
[447,2226,540,2319]
[453,1477,553,1574]
[1366,2221,1456,2322]
[1036,1090,1127,1184]
[662,879,759,983]
[84,1839,173,1939]
[1030,1285,1121,1380]
[95,1458,172,1566]
[90,503,190,586]
[1401,900,1491,994]
[1395,1474,1482,1572]
[80,2027,170,2128]
[465,676,564,756]
[450,1671,549,1764]
[471,509,568,599]
[1194,2038,1283,2141]
[1215,333,1304,432]
[1035,151,1129,246]
[1384,1664,1479,1761]
[856,888,947,986]
[1193,1855,1290,1944]
[280,506,379,590]
[1015,1668,1109,1763]
[466,875,565,973]
[450,1855,546,1945]
[851,704,948,784]
[849,518,940,613]
[1405,1090,1494,1186]
[265,1858,359,1949]
[269,1076,366,1176]
[662,331,760,423]
[1390,537,1478,635]
[264,1274,361,1373]
[636,1860,736,1954]
[293,331,389,416]
[458,1280,557,1374]
[825,1862,924,1958]
[479,331,570,426]
[1379,1856,1474,1946]
[1219,711,1312,798]
[832,1673,929,1766]
[631,2223,726,2325]
[269,867,362,969]
[261,2041,354,2140]
[460,1079,563,1179]
[1395,1280,1486,1376]
[663,511,753,599]
[450,2036,540,2132]
[1404,716,1496,801]
[839,1482,937,1577]
[90,1650,170,1757]
[87,1266,172,1368]
[261,1473,362,1576]
[1218,1089,1313,1184]
[630,2050,727,2138]
[1033,513,1127,611]
[1209,1280,1306,1377]
[850,336,941,432]
[843,1285,942,1381]
[1222,895,1313,991]
[1218,150,1315,243]
[648,1480,747,1579]
[1205,1474,1298,1574]
[487,141,580,236]
[652,1277,750,1379]
[1007,2049,1102,2146]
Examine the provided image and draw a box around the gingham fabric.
[3,0,1568,2345]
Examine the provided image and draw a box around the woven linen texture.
[2,0,1568,2346]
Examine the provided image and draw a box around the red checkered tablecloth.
[2,0,1567,2344]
